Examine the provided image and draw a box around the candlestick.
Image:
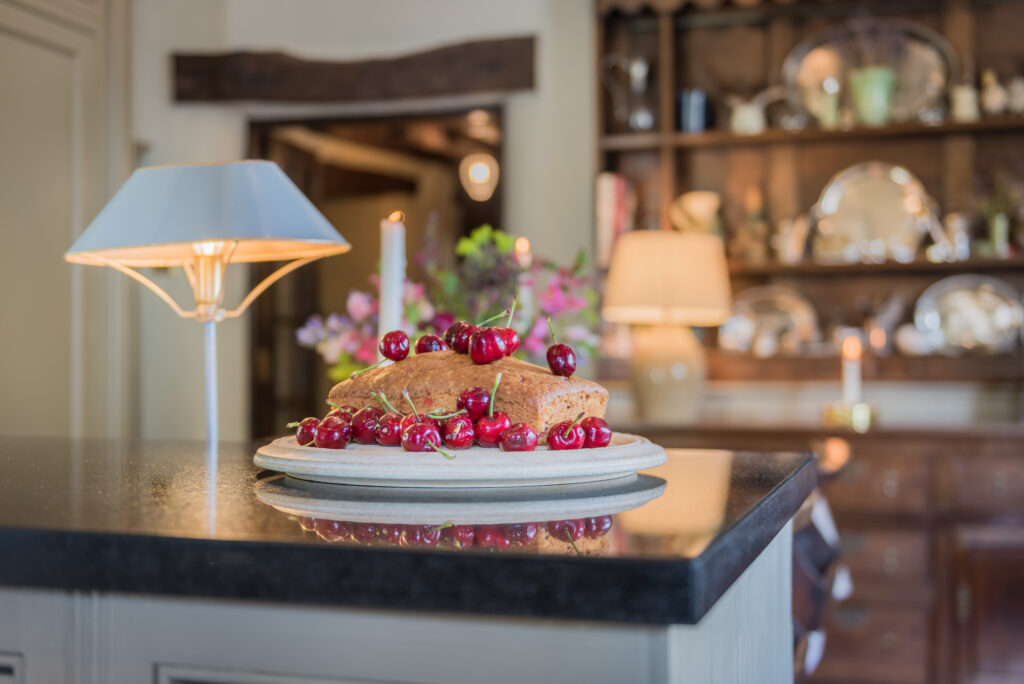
[378,211,406,355]
[841,335,862,405]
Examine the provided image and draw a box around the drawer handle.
[992,472,1009,500]
[882,470,900,499]
[882,548,901,576]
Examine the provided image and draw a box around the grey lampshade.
[65,161,349,267]
[603,230,732,326]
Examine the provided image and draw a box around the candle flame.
[388,211,405,223]
[842,335,862,361]
[515,237,530,255]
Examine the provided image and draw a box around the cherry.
[403,524,443,547]
[499,422,538,451]
[401,422,443,453]
[545,318,577,377]
[298,516,317,532]
[497,328,520,355]
[287,417,319,446]
[548,519,586,542]
[415,334,448,354]
[315,518,351,542]
[352,523,378,544]
[443,414,475,449]
[547,413,586,450]
[475,525,511,549]
[441,524,475,549]
[476,414,510,447]
[581,417,613,448]
[325,405,356,423]
[377,523,404,545]
[444,321,477,354]
[375,412,404,446]
[314,415,352,449]
[469,327,507,364]
[501,522,538,545]
[584,515,613,539]
[379,330,410,361]
[399,390,440,433]
[457,387,491,420]
[350,406,384,444]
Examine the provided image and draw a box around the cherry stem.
[488,372,502,420]
[402,390,420,419]
[565,528,581,556]
[376,392,401,415]
[350,358,386,378]
[476,308,510,327]
[505,297,518,328]
[427,520,454,535]
[327,400,340,409]
[370,392,388,412]
[428,440,455,460]
[427,408,467,420]
[286,421,302,428]
[562,412,586,438]
[547,317,559,345]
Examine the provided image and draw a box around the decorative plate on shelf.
[811,162,940,264]
[253,432,667,488]
[718,286,820,358]
[782,18,958,124]
[913,275,1023,354]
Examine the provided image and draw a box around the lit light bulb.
[459,153,499,202]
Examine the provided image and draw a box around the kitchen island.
[0,437,815,683]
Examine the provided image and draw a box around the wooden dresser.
[632,423,1024,684]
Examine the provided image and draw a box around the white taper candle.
[378,211,406,357]
[841,335,862,405]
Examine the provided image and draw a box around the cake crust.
[327,350,608,437]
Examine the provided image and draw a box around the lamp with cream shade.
[65,161,350,444]
[603,231,731,423]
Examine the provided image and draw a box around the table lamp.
[65,161,350,444]
[603,231,731,423]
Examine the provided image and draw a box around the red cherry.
[457,387,491,420]
[401,422,443,452]
[584,515,613,539]
[547,519,586,542]
[444,321,478,354]
[350,406,384,444]
[476,412,511,447]
[377,523,403,545]
[441,524,475,548]
[501,522,538,545]
[497,328,520,355]
[475,525,511,549]
[547,416,585,450]
[315,518,351,542]
[404,524,442,547]
[352,523,377,544]
[298,516,317,532]
[314,416,352,449]
[499,422,538,451]
[469,328,508,364]
[546,344,577,377]
[443,415,475,449]
[375,413,404,446]
[581,417,613,448]
[289,417,319,446]
[379,330,410,361]
[415,334,448,354]
[325,405,356,422]
[399,412,440,433]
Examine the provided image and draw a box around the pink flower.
[353,337,378,365]
[347,291,375,322]
[521,318,548,356]
[403,280,426,302]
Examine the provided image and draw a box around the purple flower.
[296,315,326,347]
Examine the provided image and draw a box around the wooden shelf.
[706,349,1024,383]
[728,257,1024,278]
[600,117,1024,152]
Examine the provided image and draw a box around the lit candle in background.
[841,335,863,405]
[514,237,534,323]
[378,211,406,356]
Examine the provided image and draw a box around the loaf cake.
[327,350,608,436]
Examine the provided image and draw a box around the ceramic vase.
[848,66,895,127]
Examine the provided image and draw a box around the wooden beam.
[174,37,535,103]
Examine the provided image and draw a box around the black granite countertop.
[0,437,815,624]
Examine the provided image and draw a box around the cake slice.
[327,350,608,437]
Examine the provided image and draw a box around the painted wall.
[131,0,595,439]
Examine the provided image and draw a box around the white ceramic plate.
[253,432,667,488]
[254,473,667,525]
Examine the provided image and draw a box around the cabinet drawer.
[823,457,930,515]
[949,457,1024,513]
[814,604,929,684]
[839,528,931,584]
